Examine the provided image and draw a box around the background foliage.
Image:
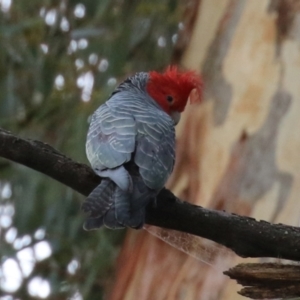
[0,0,184,298]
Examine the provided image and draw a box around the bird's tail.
[113,175,157,229]
[81,179,115,218]
[82,186,145,230]
[82,177,157,230]
[82,179,116,230]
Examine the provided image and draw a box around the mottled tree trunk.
[109,1,300,299]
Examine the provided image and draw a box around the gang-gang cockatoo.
[82,66,203,230]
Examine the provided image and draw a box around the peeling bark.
[225,263,300,299]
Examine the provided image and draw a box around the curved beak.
[170,111,181,125]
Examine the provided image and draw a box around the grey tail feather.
[114,187,146,229]
[126,209,145,229]
[114,186,131,226]
[81,179,115,218]
[103,206,125,229]
[83,205,126,230]
[83,216,105,230]
[82,176,157,230]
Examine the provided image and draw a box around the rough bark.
[224,263,300,299]
[2,128,300,263]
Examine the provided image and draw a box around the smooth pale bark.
[109,1,300,299]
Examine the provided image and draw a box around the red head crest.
[146,65,203,114]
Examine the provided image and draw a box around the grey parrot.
[82,66,203,230]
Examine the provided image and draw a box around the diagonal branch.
[1,127,300,261]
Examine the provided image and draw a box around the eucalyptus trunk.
[109,1,300,299]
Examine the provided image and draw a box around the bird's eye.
[166,95,173,103]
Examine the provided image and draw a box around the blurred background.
[1,0,300,299]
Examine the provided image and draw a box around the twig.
[224,263,300,299]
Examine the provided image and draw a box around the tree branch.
[224,263,300,299]
[1,127,300,262]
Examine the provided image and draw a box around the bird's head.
[146,66,203,124]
